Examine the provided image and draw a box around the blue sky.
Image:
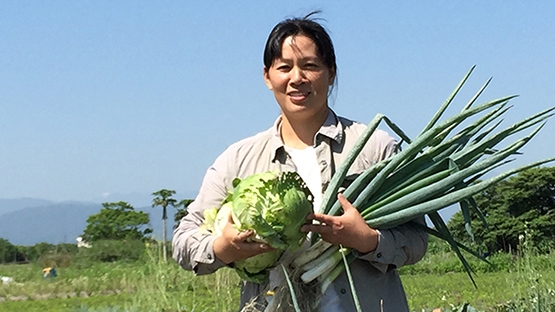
[1,1,554,209]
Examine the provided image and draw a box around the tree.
[151,189,177,262]
[24,242,56,262]
[82,201,152,242]
[0,238,23,263]
[448,166,555,254]
[174,199,194,229]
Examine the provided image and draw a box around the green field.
[1,246,554,312]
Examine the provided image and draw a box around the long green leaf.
[319,114,386,214]
[428,212,478,288]
[426,76,493,148]
[367,158,555,228]
[427,104,510,158]
[339,246,362,312]
[281,264,301,312]
[348,96,514,213]
[460,199,475,242]
[467,196,488,228]
[419,66,476,136]
[414,221,490,263]
[364,129,536,219]
[453,107,554,167]
[327,159,391,215]
[362,166,455,215]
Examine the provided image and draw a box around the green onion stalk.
[265,66,555,312]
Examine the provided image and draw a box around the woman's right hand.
[213,211,273,264]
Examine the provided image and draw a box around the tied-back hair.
[263,10,337,86]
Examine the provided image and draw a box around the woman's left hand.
[301,193,379,253]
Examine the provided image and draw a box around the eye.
[304,62,319,70]
[276,64,291,71]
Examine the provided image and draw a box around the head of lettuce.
[201,171,314,283]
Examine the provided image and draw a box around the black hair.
[263,11,337,80]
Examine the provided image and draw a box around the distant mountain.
[0,200,179,246]
[0,198,53,215]
[0,202,102,245]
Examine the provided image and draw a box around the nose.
[290,66,307,85]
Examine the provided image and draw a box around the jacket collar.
[269,109,344,162]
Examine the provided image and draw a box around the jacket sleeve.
[172,151,234,275]
[353,129,428,273]
[353,217,428,273]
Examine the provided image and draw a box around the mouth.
[288,91,310,103]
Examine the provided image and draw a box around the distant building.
[76,236,92,248]
[1,276,14,285]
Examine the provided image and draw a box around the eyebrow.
[274,55,321,63]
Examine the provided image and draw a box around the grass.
[401,238,555,311]
[0,261,240,312]
[0,294,133,312]
[1,243,554,312]
[403,271,555,311]
[1,246,242,312]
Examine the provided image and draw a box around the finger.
[310,213,336,225]
[301,223,333,234]
[338,193,356,212]
[243,241,275,256]
[233,231,273,250]
[235,229,254,241]
[239,241,272,251]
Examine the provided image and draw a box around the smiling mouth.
[288,91,310,102]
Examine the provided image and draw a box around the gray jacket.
[172,110,428,312]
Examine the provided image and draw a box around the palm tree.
[151,189,177,262]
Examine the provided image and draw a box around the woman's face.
[264,35,334,120]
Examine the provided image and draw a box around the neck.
[280,107,329,149]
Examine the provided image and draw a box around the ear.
[328,69,336,86]
[263,67,273,90]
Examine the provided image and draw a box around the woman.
[173,12,428,312]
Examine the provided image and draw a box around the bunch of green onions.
[265,67,555,312]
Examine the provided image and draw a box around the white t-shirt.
[283,145,322,210]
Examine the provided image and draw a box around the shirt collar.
[269,109,344,162]
[318,109,344,143]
